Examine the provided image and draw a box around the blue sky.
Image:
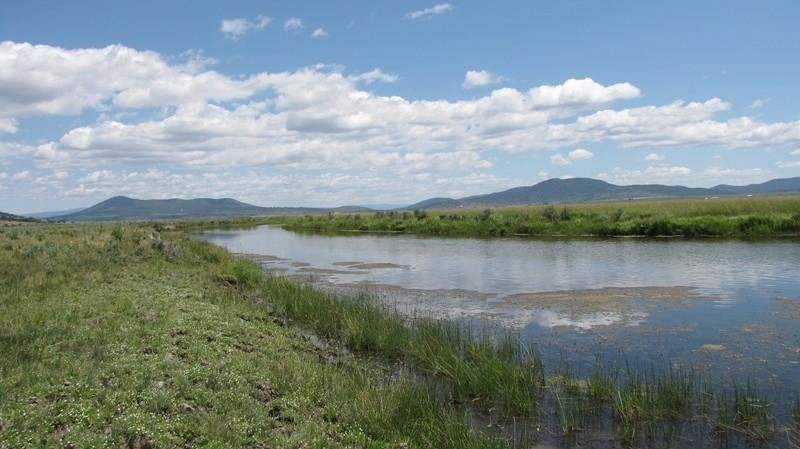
[1,1,799,213]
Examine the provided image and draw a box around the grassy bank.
[0,224,505,448]
[281,196,800,238]
[1,224,797,448]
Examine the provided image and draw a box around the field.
[1,223,799,448]
[280,195,800,238]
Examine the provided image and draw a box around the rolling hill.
[55,196,370,221]
[0,211,38,223]
[404,177,800,209]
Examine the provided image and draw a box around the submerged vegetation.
[280,196,800,238]
[1,223,797,447]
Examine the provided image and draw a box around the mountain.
[55,196,371,221]
[27,207,87,219]
[0,211,38,223]
[404,177,800,209]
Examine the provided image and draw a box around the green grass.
[0,224,506,448]
[1,223,795,448]
[277,195,800,238]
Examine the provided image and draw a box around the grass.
[277,195,800,238]
[0,224,506,448]
[1,222,796,448]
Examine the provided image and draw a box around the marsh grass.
[280,195,800,238]
[714,383,774,441]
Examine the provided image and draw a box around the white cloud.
[551,148,593,165]
[567,148,593,160]
[644,153,665,161]
[791,149,800,156]
[463,70,502,89]
[407,3,453,20]
[220,15,271,39]
[284,18,303,31]
[3,40,800,207]
[311,28,328,38]
[0,41,272,118]
[777,161,800,168]
[750,98,770,109]
[528,78,640,108]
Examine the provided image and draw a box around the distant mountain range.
[54,196,370,221]
[43,176,800,221]
[404,177,800,210]
[27,207,87,219]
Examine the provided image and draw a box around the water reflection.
[200,225,800,390]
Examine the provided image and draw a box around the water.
[200,226,800,397]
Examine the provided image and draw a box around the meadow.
[1,223,798,448]
[281,195,800,238]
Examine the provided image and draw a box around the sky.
[1,0,799,214]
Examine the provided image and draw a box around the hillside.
[405,177,800,209]
[55,196,370,221]
[0,211,38,223]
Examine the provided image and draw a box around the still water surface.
[201,225,800,394]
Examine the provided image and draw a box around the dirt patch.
[332,261,363,266]
[290,262,311,267]
[255,380,279,402]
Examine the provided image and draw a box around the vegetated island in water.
[281,195,800,238]
[2,222,799,448]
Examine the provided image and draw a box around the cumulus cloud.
[0,41,272,118]
[3,41,800,210]
[311,28,328,38]
[567,148,593,160]
[551,148,593,165]
[463,70,502,89]
[644,153,665,161]
[407,3,453,19]
[284,18,303,30]
[750,98,770,109]
[777,160,800,168]
[791,149,800,156]
[220,15,271,39]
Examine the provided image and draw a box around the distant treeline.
[280,196,800,238]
